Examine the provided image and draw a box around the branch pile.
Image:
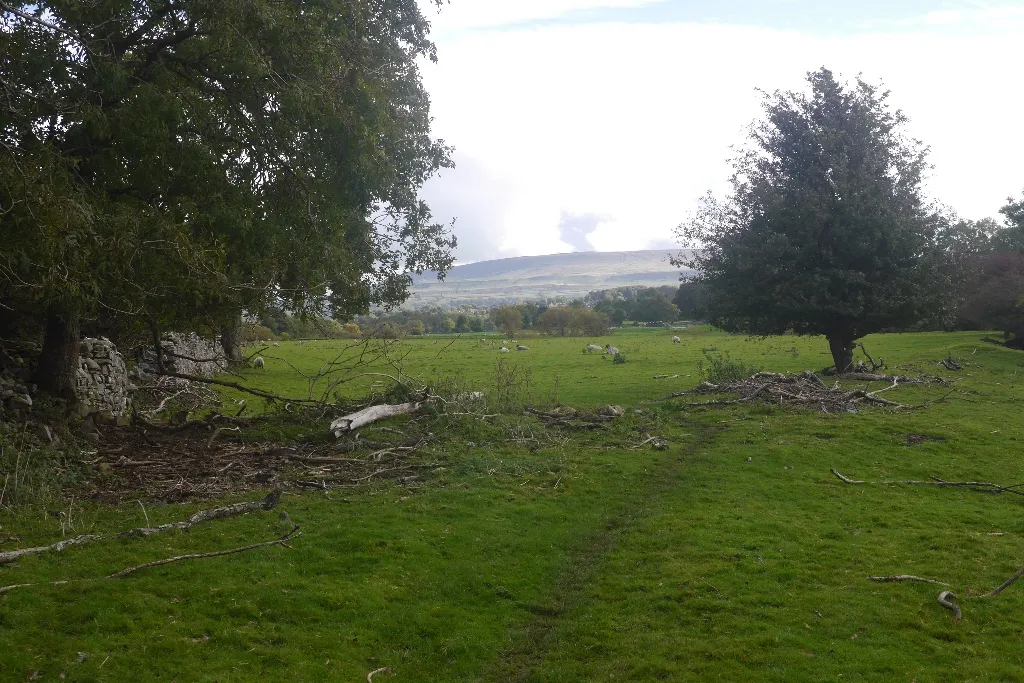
[663,371,941,412]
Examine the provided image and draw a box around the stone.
[28,423,59,446]
[596,405,625,417]
[10,393,32,408]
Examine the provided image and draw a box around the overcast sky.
[415,0,1024,263]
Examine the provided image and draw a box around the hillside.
[407,249,692,307]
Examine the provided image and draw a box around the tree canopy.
[675,68,943,371]
[1,0,455,394]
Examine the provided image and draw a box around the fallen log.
[118,490,281,538]
[330,402,422,437]
[0,534,103,566]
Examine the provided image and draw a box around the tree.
[536,307,575,336]
[1,0,454,397]
[675,68,941,372]
[491,306,523,337]
[673,282,705,320]
[632,289,679,323]
[574,309,610,336]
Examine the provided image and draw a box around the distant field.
[2,329,1024,681]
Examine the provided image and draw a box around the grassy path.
[498,421,721,681]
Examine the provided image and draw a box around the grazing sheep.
[671,336,681,343]
[585,344,603,352]
[499,347,510,353]
[252,356,265,369]
[516,345,529,351]
[604,344,620,355]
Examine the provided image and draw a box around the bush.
[613,353,626,364]
[697,350,757,383]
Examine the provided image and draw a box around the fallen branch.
[868,575,950,586]
[367,667,392,682]
[156,370,325,405]
[984,560,1024,597]
[118,490,281,538]
[0,534,103,566]
[937,591,962,620]
[108,526,300,579]
[831,469,1024,496]
[330,401,423,437]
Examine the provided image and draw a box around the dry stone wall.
[136,332,228,379]
[75,337,134,418]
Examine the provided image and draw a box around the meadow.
[1,328,1023,681]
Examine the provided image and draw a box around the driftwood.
[0,534,103,566]
[330,401,422,437]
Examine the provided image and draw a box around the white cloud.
[421,0,666,32]
[419,7,1024,262]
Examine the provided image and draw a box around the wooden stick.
[119,490,280,538]
[108,527,300,579]
[984,561,1024,597]
[868,575,950,586]
[0,534,103,566]
[367,667,392,682]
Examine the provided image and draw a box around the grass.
[2,328,1023,681]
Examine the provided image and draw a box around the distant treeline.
[242,284,702,341]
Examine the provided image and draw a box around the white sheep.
[252,356,265,369]
[499,347,510,353]
[671,336,681,343]
[272,342,281,347]
[604,344,620,355]
[585,344,603,352]
[516,345,529,351]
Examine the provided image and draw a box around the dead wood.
[156,370,325,405]
[937,591,962,620]
[868,575,950,586]
[661,371,927,412]
[984,561,1024,597]
[118,490,280,538]
[0,534,103,566]
[330,401,423,437]
[367,667,392,682]
[831,469,1024,496]
[108,526,300,578]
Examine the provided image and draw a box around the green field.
[2,329,1024,681]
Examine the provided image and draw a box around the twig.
[367,667,392,682]
[108,527,300,579]
[206,426,242,449]
[868,575,950,586]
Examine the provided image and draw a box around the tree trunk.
[828,333,855,374]
[220,317,244,365]
[33,309,80,400]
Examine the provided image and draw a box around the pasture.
[2,328,1023,681]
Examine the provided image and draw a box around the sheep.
[252,356,265,369]
[516,345,529,351]
[671,336,681,343]
[604,344,620,355]
[499,347,510,353]
[272,342,281,347]
[585,344,603,352]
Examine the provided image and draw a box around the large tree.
[675,68,943,372]
[1,0,455,397]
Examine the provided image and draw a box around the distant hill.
[407,249,692,308]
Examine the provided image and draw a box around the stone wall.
[137,332,228,379]
[75,337,134,417]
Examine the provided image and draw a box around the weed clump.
[613,353,626,364]
[697,350,758,383]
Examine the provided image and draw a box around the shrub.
[697,350,757,383]
[613,353,626,364]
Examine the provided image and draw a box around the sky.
[415,0,1024,263]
